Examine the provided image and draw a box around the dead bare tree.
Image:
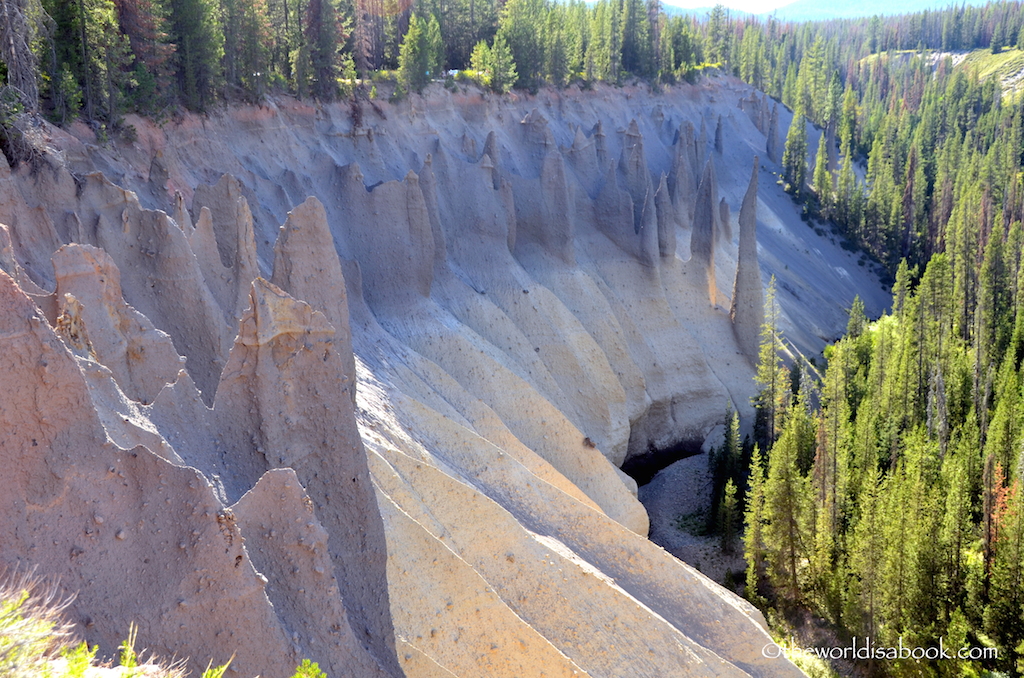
[0,0,41,111]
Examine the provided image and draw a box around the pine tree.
[398,13,442,93]
[544,9,568,87]
[489,32,517,93]
[812,132,831,214]
[846,469,884,636]
[470,38,490,75]
[991,20,1004,53]
[115,0,175,112]
[706,3,728,66]
[496,0,543,88]
[754,276,787,450]
[984,475,1024,670]
[783,105,808,195]
[744,443,768,605]
[764,412,812,602]
[585,0,611,82]
[307,0,342,100]
[720,478,738,553]
[620,0,652,77]
[657,14,674,83]
[796,35,825,122]
[166,0,223,109]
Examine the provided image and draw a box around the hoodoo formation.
[731,160,763,360]
[0,78,887,678]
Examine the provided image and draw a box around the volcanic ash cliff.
[0,77,886,677]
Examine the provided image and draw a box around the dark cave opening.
[620,437,705,487]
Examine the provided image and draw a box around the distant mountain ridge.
[662,0,990,22]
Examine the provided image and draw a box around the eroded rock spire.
[767,104,780,163]
[655,173,675,258]
[732,157,764,359]
[691,157,719,305]
[719,197,732,242]
[271,196,357,404]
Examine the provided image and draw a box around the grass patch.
[0,571,213,677]
[1,571,334,678]
[960,48,1024,84]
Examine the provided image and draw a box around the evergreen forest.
[9,0,1024,674]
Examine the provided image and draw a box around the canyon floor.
[0,75,888,677]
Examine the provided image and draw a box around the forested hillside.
[727,5,1024,677]
[0,0,713,119]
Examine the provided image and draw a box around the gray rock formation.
[668,123,697,229]
[691,157,719,305]
[0,270,297,678]
[214,279,398,674]
[233,468,390,678]
[513,148,575,265]
[655,173,676,258]
[191,175,262,323]
[593,119,608,164]
[76,174,231,403]
[731,158,764,360]
[698,117,708,166]
[826,122,839,174]
[767,103,780,163]
[566,124,602,196]
[270,196,357,403]
[714,115,724,154]
[460,131,477,159]
[52,244,183,404]
[719,196,732,243]
[620,119,652,237]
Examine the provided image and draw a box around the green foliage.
[745,243,1024,672]
[497,0,544,88]
[291,658,328,678]
[543,9,568,87]
[782,107,808,196]
[720,478,739,552]
[754,277,788,450]
[470,35,517,93]
[744,443,767,605]
[619,0,652,78]
[166,0,223,109]
[222,0,272,98]
[61,641,98,678]
[308,0,344,100]
[199,657,233,678]
[398,13,444,93]
[705,4,728,66]
[0,586,64,678]
[0,576,233,678]
[811,132,831,213]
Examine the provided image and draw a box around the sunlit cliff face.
[0,77,885,678]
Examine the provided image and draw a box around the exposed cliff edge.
[0,75,887,677]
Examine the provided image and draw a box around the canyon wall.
[0,75,887,677]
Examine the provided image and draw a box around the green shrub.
[291,658,328,678]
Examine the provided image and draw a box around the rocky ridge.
[0,75,888,677]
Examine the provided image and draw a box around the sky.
[661,0,792,14]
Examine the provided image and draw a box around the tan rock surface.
[0,271,295,678]
[52,244,183,404]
